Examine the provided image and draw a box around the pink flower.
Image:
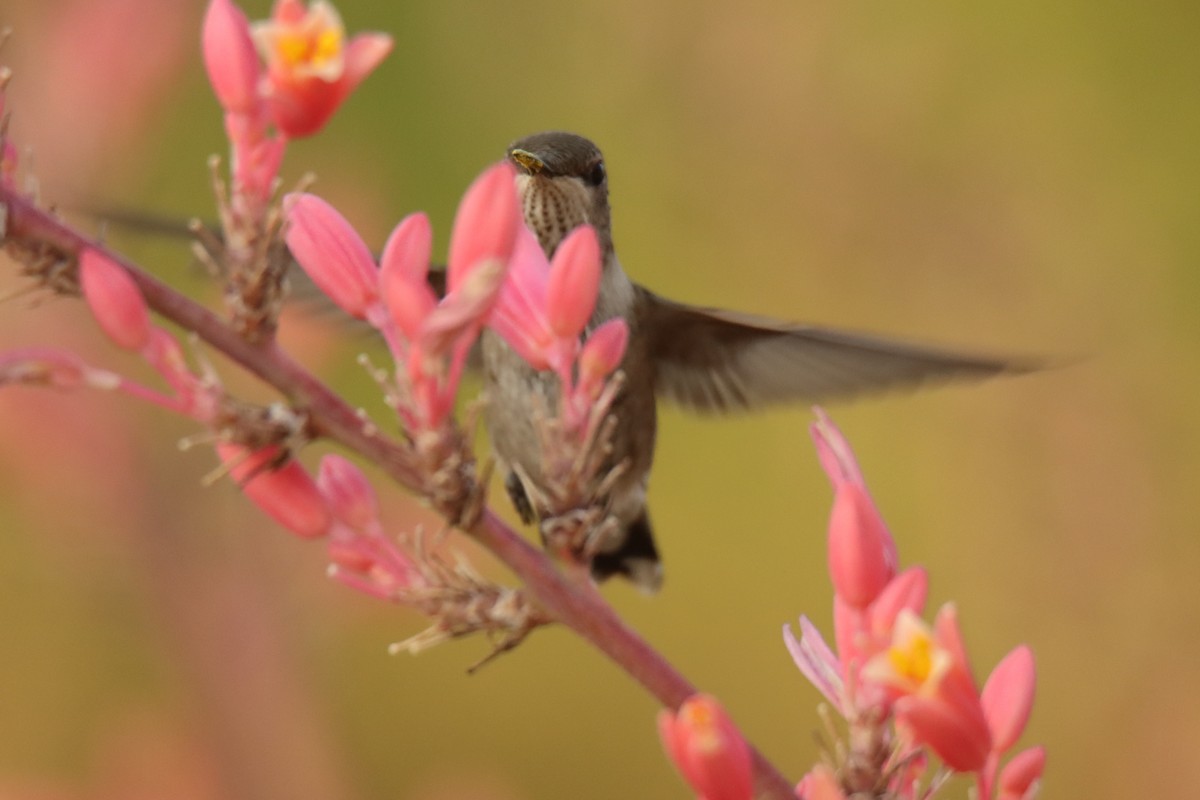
[488,221,627,414]
[997,746,1044,800]
[217,443,331,539]
[981,645,1036,755]
[287,162,522,431]
[252,0,392,138]
[577,317,629,398]
[284,192,383,321]
[202,0,262,114]
[78,248,151,351]
[863,608,992,772]
[658,695,754,800]
[810,409,897,608]
[545,224,602,339]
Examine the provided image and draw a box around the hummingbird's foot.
[505,470,536,525]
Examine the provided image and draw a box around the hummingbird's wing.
[637,287,1031,414]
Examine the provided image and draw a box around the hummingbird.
[486,131,1024,592]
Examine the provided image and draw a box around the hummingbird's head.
[506,131,613,262]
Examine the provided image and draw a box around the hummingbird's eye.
[584,160,606,187]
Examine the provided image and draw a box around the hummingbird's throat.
[515,173,591,258]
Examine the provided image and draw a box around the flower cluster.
[203,0,390,210]
[784,410,1044,800]
[655,410,1042,800]
[200,0,391,339]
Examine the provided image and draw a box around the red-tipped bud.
[446,162,520,291]
[998,746,1045,800]
[546,225,601,339]
[79,249,151,351]
[284,193,380,319]
[827,483,894,609]
[203,0,262,114]
[982,645,1037,754]
[657,695,754,800]
[217,443,331,539]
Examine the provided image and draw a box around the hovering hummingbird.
[487,131,1024,592]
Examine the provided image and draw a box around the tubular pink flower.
[998,746,1044,800]
[981,645,1036,754]
[545,225,601,339]
[284,192,381,319]
[657,695,754,800]
[316,454,379,531]
[796,765,848,800]
[861,609,992,768]
[217,443,331,539]
[202,0,262,114]
[489,226,556,369]
[446,162,522,292]
[579,318,629,385]
[253,0,393,138]
[827,482,894,610]
[380,212,437,340]
[79,249,151,352]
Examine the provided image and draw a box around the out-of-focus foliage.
[1,1,1197,798]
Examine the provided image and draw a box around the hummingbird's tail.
[591,511,663,593]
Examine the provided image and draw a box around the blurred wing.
[639,287,1031,414]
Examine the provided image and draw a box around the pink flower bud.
[998,746,1045,800]
[579,318,629,385]
[316,454,378,531]
[827,483,894,609]
[202,0,262,114]
[657,695,754,800]
[217,443,331,539]
[981,645,1036,754]
[546,225,601,339]
[380,212,436,339]
[79,249,151,351]
[284,192,380,319]
[446,162,521,291]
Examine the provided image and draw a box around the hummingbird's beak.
[509,148,545,175]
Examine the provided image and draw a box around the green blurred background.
[1,1,1198,797]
